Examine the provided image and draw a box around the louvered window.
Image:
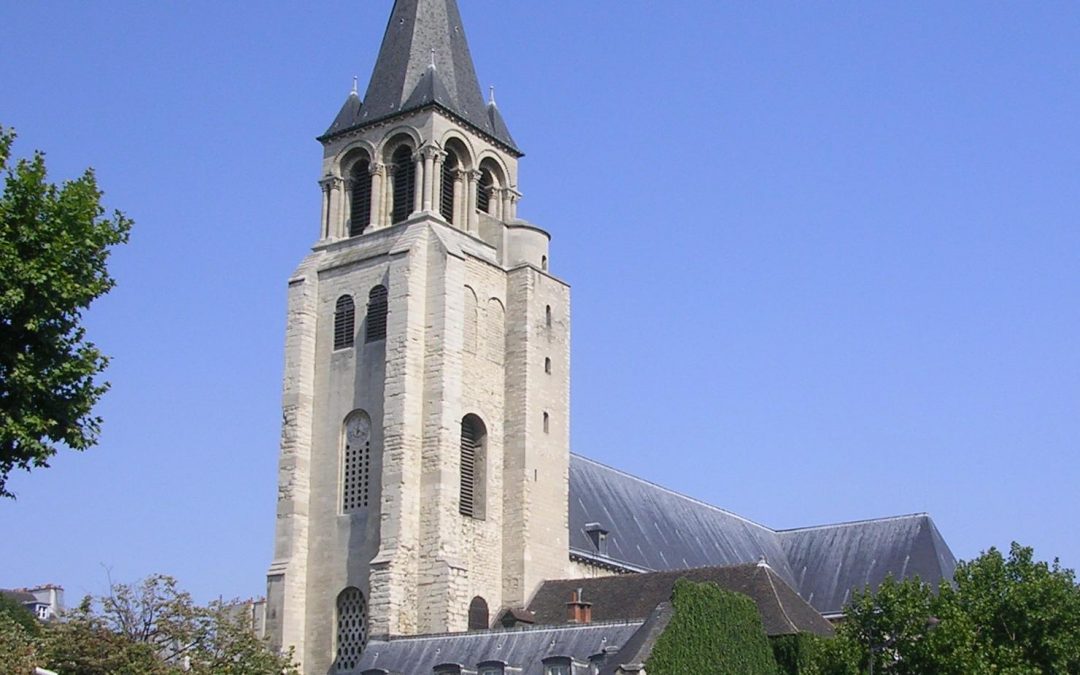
[391,145,415,224]
[365,285,388,343]
[334,296,355,350]
[349,159,372,237]
[441,151,458,222]
[476,168,494,214]
[468,596,490,630]
[459,414,486,519]
[335,588,367,672]
[342,411,371,513]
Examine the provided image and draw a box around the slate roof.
[322,0,518,153]
[528,563,834,637]
[568,454,956,617]
[355,621,643,674]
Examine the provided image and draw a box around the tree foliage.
[810,543,1080,675]
[647,579,780,675]
[0,125,132,497]
[5,574,295,675]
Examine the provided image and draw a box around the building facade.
[265,2,956,673]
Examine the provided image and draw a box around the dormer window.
[542,657,572,675]
[477,662,506,675]
[585,523,609,556]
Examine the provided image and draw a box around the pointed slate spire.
[323,0,519,153]
[324,87,364,137]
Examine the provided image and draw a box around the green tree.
[0,125,132,497]
[810,543,1080,675]
[647,579,780,675]
[0,614,37,675]
[0,592,40,636]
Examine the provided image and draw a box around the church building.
[264,2,956,673]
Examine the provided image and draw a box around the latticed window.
[468,596,489,630]
[335,588,367,672]
[365,285,388,342]
[476,168,494,214]
[459,414,486,519]
[334,296,355,350]
[391,145,415,224]
[342,411,371,513]
[441,150,458,222]
[349,157,372,237]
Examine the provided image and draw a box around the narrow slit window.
[391,145,415,224]
[459,414,487,519]
[545,305,552,328]
[543,412,550,434]
[334,296,355,350]
[544,358,552,374]
[441,151,458,222]
[349,157,372,236]
[365,285,388,343]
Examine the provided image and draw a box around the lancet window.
[441,150,459,222]
[349,154,372,236]
[459,414,487,519]
[334,296,355,350]
[365,285,388,343]
[391,145,415,224]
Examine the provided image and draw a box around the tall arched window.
[335,587,367,672]
[391,145,415,224]
[484,298,504,364]
[342,411,371,513]
[476,168,494,214]
[441,150,458,222]
[334,296,355,350]
[365,285,388,343]
[459,414,487,519]
[468,596,490,630]
[349,156,372,237]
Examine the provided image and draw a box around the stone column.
[325,176,344,239]
[432,151,446,220]
[421,146,438,214]
[318,178,332,240]
[452,168,467,229]
[508,188,522,221]
[369,163,386,231]
[467,169,482,233]
[412,152,424,216]
[342,178,354,237]
[383,167,395,227]
[491,187,505,221]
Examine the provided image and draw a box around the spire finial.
[430,47,436,68]
[489,85,496,105]
[351,75,358,95]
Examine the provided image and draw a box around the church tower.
[265,1,571,671]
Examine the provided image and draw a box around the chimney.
[566,588,593,624]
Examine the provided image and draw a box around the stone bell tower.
[264,1,571,672]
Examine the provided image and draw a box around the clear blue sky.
[1,1,1077,604]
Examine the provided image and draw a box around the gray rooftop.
[568,454,956,616]
[355,622,643,675]
[323,0,518,152]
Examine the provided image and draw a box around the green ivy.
[646,579,780,675]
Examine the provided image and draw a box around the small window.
[366,285,389,342]
[468,596,489,630]
[543,412,550,434]
[334,296,356,350]
[541,255,548,271]
[335,588,367,672]
[545,305,552,328]
[391,145,416,224]
[544,357,552,374]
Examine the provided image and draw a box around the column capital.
[319,175,344,192]
[369,163,388,178]
[420,144,442,161]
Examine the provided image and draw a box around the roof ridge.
[777,512,930,533]
[375,620,646,643]
[570,453,775,532]
[759,565,798,634]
